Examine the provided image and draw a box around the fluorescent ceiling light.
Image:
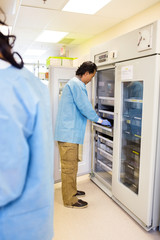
[36,30,68,43]
[0,26,12,35]
[62,0,111,14]
[24,49,46,56]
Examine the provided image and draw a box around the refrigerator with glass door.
[90,21,160,230]
[112,55,160,230]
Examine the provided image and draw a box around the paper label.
[121,65,133,80]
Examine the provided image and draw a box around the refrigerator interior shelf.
[98,96,114,106]
[124,115,142,120]
[98,147,113,161]
[126,164,134,170]
[134,117,142,120]
[98,135,113,147]
[99,96,115,101]
[93,123,113,137]
[124,131,141,138]
[94,171,112,186]
[124,99,143,103]
[132,150,139,155]
[124,160,139,169]
[93,123,112,132]
[97,159,112,173]
[134,134,141,138]
[123,144,140,153]
[99,110,114,115]
[124,175,139,186]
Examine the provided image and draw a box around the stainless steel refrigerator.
[91,21,160,230]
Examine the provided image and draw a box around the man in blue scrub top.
[55,61,111,208]
[0,9,54,240]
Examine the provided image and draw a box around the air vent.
[58,38,74,44]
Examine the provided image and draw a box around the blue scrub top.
[55,77,99,144]
[0,63,54,240]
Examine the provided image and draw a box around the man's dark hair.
[0,8,24,69]
[76,61,97,76]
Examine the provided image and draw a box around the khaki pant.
[58,142,79,206]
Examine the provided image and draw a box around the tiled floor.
[53,175,160,240]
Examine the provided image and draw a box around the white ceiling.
[0,0,159,63]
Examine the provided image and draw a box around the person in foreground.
[55,61,111,209]
[0,9,54,240]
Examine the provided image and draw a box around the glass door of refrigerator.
[120,81,143,194]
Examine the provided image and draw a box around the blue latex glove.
[101,119,111,127]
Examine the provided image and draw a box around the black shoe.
[71,199,88,209]
[74,190,85,197]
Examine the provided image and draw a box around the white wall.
[70,2,160,60]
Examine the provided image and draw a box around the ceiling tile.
[15,6,59,29]
[2,0,159,61]
[14,27,41,41]
[46,11,86,32]
[21,0,68,10]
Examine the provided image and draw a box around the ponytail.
[0,9,24,69]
